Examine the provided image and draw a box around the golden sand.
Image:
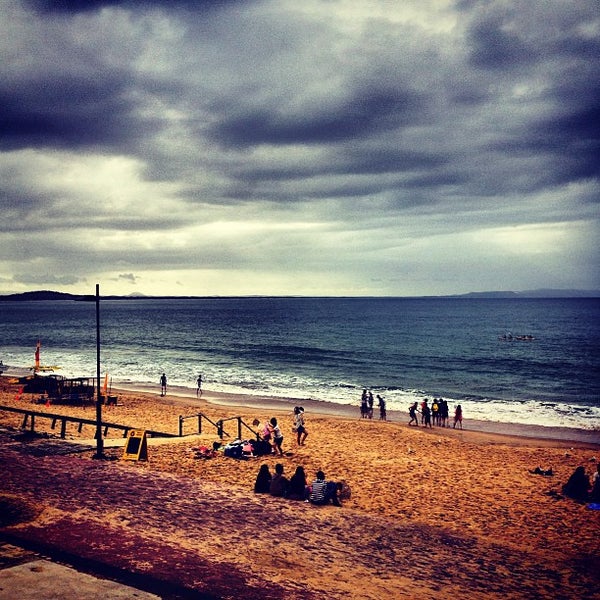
[1,381,599,599]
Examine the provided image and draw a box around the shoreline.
[1,370,598,447]
[114,381,600,447]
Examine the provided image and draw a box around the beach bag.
[224,442,244,459]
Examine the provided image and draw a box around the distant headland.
[0,289,598,301]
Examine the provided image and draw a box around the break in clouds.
[0,0,598,296]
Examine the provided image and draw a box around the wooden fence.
[178,412,261,440]
[0,405,176,439]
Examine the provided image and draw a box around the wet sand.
[1,379,599,599]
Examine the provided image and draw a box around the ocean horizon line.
[1,288,599,301]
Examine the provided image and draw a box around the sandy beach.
[1,378,599,599]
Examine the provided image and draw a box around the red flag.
[15,386,24,401]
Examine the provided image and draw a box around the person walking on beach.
[196,373,202,397]
[408,401,419,426]
[420,399,428,425]
[377,395,386,421]
[453,404,463,429]
[367,391,374,419]
[293,406,308,446]
[269,417,284,456]
[160,373,167,397]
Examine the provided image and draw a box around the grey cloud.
[27,0,239,13]
[13,272,84,286]
[467,13,536,70]
[0,74,164,151]
[208,87,427,149]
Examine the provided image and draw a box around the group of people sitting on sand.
[562,463,600,504]
[408,398,462,429]
[254,463,350,507]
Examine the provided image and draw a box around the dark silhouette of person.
[288,466,308,500]
[377,395,386,421]
[254,464,271,493]
[269,463,289,497]
[160,373,167,396]
[562,466,590,503]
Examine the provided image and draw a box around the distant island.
[0,289,598,301]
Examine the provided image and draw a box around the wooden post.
[93,284,105,459]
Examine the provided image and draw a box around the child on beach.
[293,406,308,446]
[269,417,284,456]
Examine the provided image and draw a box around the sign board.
[122,429,148,461]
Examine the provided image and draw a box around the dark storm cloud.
[466,13,537,70]
[0,74,165,151]
[27,0,237,13]
[209,86,427,148]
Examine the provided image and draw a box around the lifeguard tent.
[23,374,96,405]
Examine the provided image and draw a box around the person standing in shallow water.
[160,373,167,396]
[196,373,202,397]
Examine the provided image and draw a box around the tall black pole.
[94,283,104,458]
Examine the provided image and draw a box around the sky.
[1,0,598,297]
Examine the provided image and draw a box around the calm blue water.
[1,297,599,430]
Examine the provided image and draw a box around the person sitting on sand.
[269,463,289,497]
[269,417,284,455]
[309,470,341,506]
[293,406,308,446]
[287,466,309,500]
[591,463,600,502]
[254,464,271,494]
[562,466,590,503]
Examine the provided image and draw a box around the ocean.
[1,297,599,431]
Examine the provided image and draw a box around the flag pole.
[93,283,105,459]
